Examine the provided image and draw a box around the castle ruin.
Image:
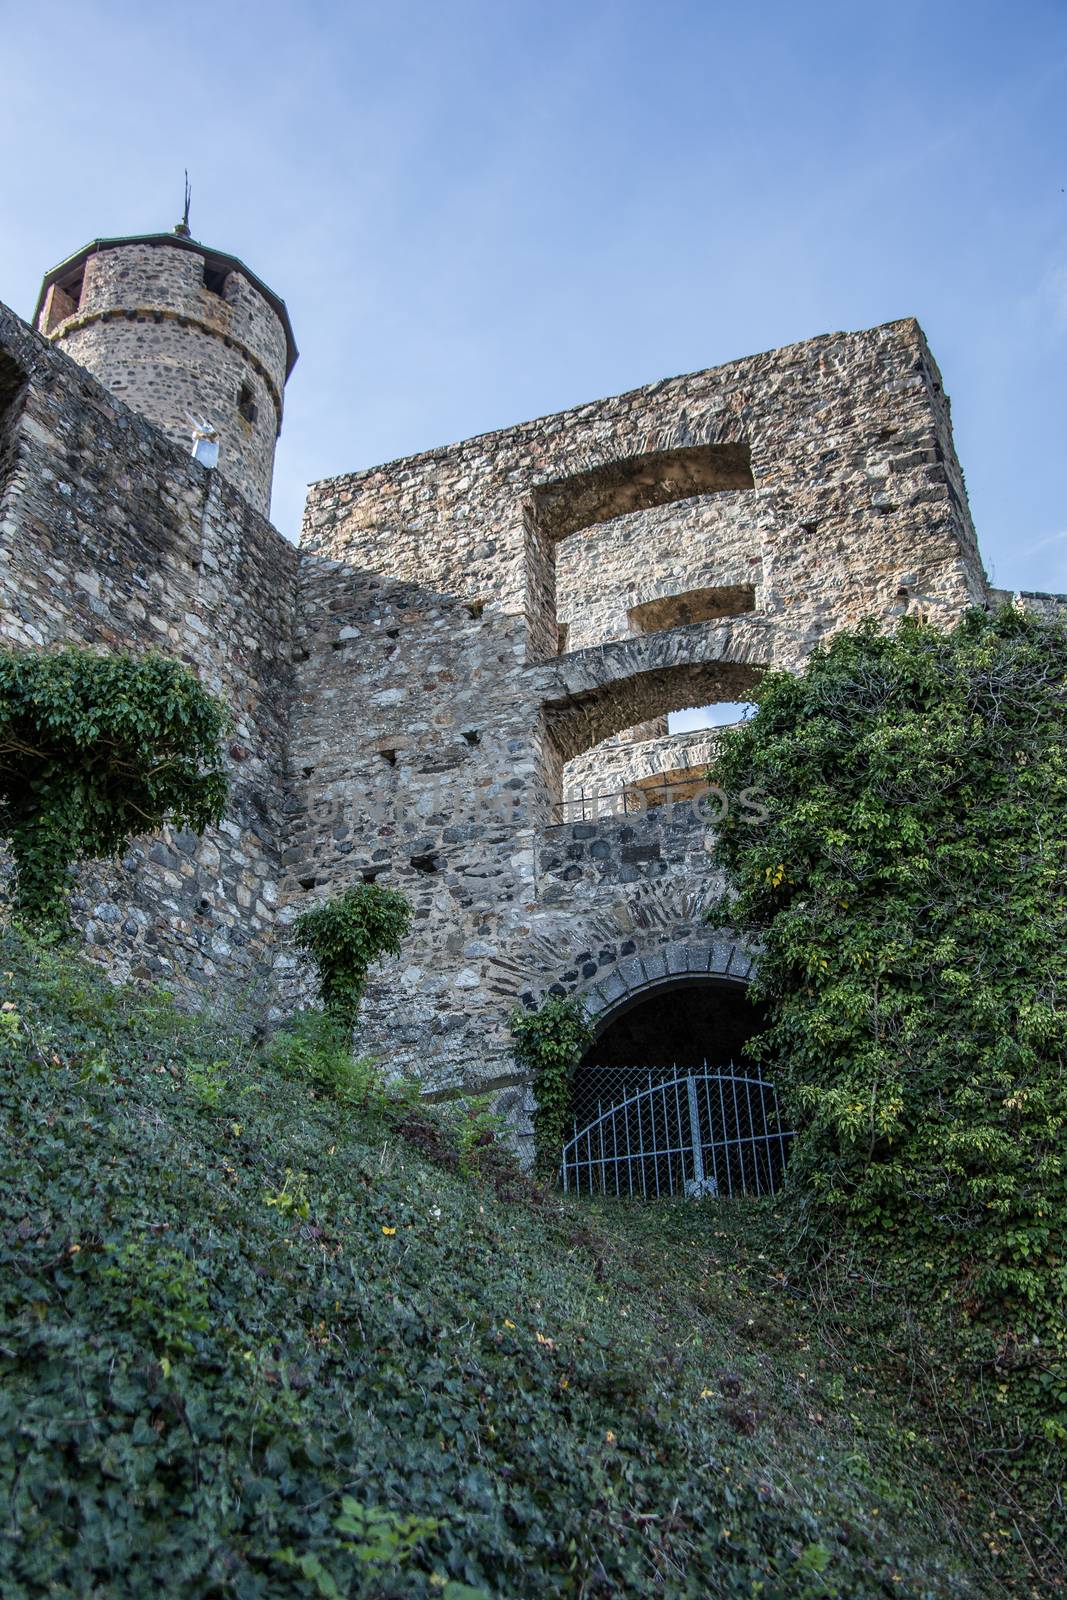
[2,222,1060,1150]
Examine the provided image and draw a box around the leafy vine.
[293,882,413,1032]
[0,648,228,929]
[510,996,593,1179]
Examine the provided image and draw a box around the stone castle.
[2,222,1061,1146]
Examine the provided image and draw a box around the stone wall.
[990,587,1067,623]
[0,301,296,1008]
[11,278,1062,1135]
[284,317,992,1099]
[36,239,291,517]
[563,726,734,818]
[556,491,765,654]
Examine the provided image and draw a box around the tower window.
[41,273,84,334]
[237,383,258,424]
[203,262,229,297]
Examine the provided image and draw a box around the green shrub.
[0,647,228,927]
[709,606,1067,1484]
[510,996,593,1178]
[293,883,413,1031]
[264,1010,388,1107]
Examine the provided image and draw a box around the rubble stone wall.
[284,317,992,1097]
[563,726,734,816]
[11,282,1061,1131]
[0,302,296,1009]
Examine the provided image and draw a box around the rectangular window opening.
[203,263,230,298]
[237,382,258,424]
[41,273,84,334]
[524,440,756,664]
[0,349,28,499]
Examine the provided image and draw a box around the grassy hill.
[0,931,1054,1598]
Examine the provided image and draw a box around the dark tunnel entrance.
[584,977,764,1071]
[564,977,790,1199]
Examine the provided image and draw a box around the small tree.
[0,648,228,928]
[293,883,413,1033]
[510,996,593,1179]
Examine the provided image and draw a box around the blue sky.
[3,0,1065,595]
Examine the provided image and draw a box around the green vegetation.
[710,607,1067,1531]
[293,883,413,1031]
[1,929,1055,1597]
[0,648,228,928]
[509,995,593,1178]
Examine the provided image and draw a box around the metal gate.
[559,1065,793,1199]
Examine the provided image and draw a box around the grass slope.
[0,933,1052,1598]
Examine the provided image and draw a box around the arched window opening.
[542,662,763,823]
[526,442,758,661]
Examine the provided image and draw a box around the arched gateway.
[559,939,793,1199]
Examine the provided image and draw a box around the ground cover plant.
[709,606,1067,1550]
[0,647,228,928]
[0,929,1053,1597]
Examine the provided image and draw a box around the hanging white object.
[189,414,219,469]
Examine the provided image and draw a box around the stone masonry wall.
[11,247,1067,1157]
[284,318,992,1103]
[563,726,734,818]
[556,491,765,653]
[38,241,290,517]
[0,300,296,1007]
[990,587,1067,623]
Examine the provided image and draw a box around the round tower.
[33,225,297,517]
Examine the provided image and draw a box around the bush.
[0,647,228,927]
[263,1010,387,1106]
[293,883,413,1031]
[709,606,1067,1484]
[510,996,593,1178]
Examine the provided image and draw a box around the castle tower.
[33,225,297,517]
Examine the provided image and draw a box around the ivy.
[0,926,1045,1595]
[293,883,413,1032]
[510,997,593,1179]
[708,606,1067,1477]
[0,647,228,928]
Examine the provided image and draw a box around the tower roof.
[34,232,298,379]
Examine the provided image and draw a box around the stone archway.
[488,936,761,1167]
[575,936,757,1030]
[557,936,785,1197]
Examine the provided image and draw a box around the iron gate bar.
[560,1064,794,1200]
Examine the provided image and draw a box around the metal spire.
[174,172,192,239]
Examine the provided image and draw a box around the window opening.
[237,382,258,424]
